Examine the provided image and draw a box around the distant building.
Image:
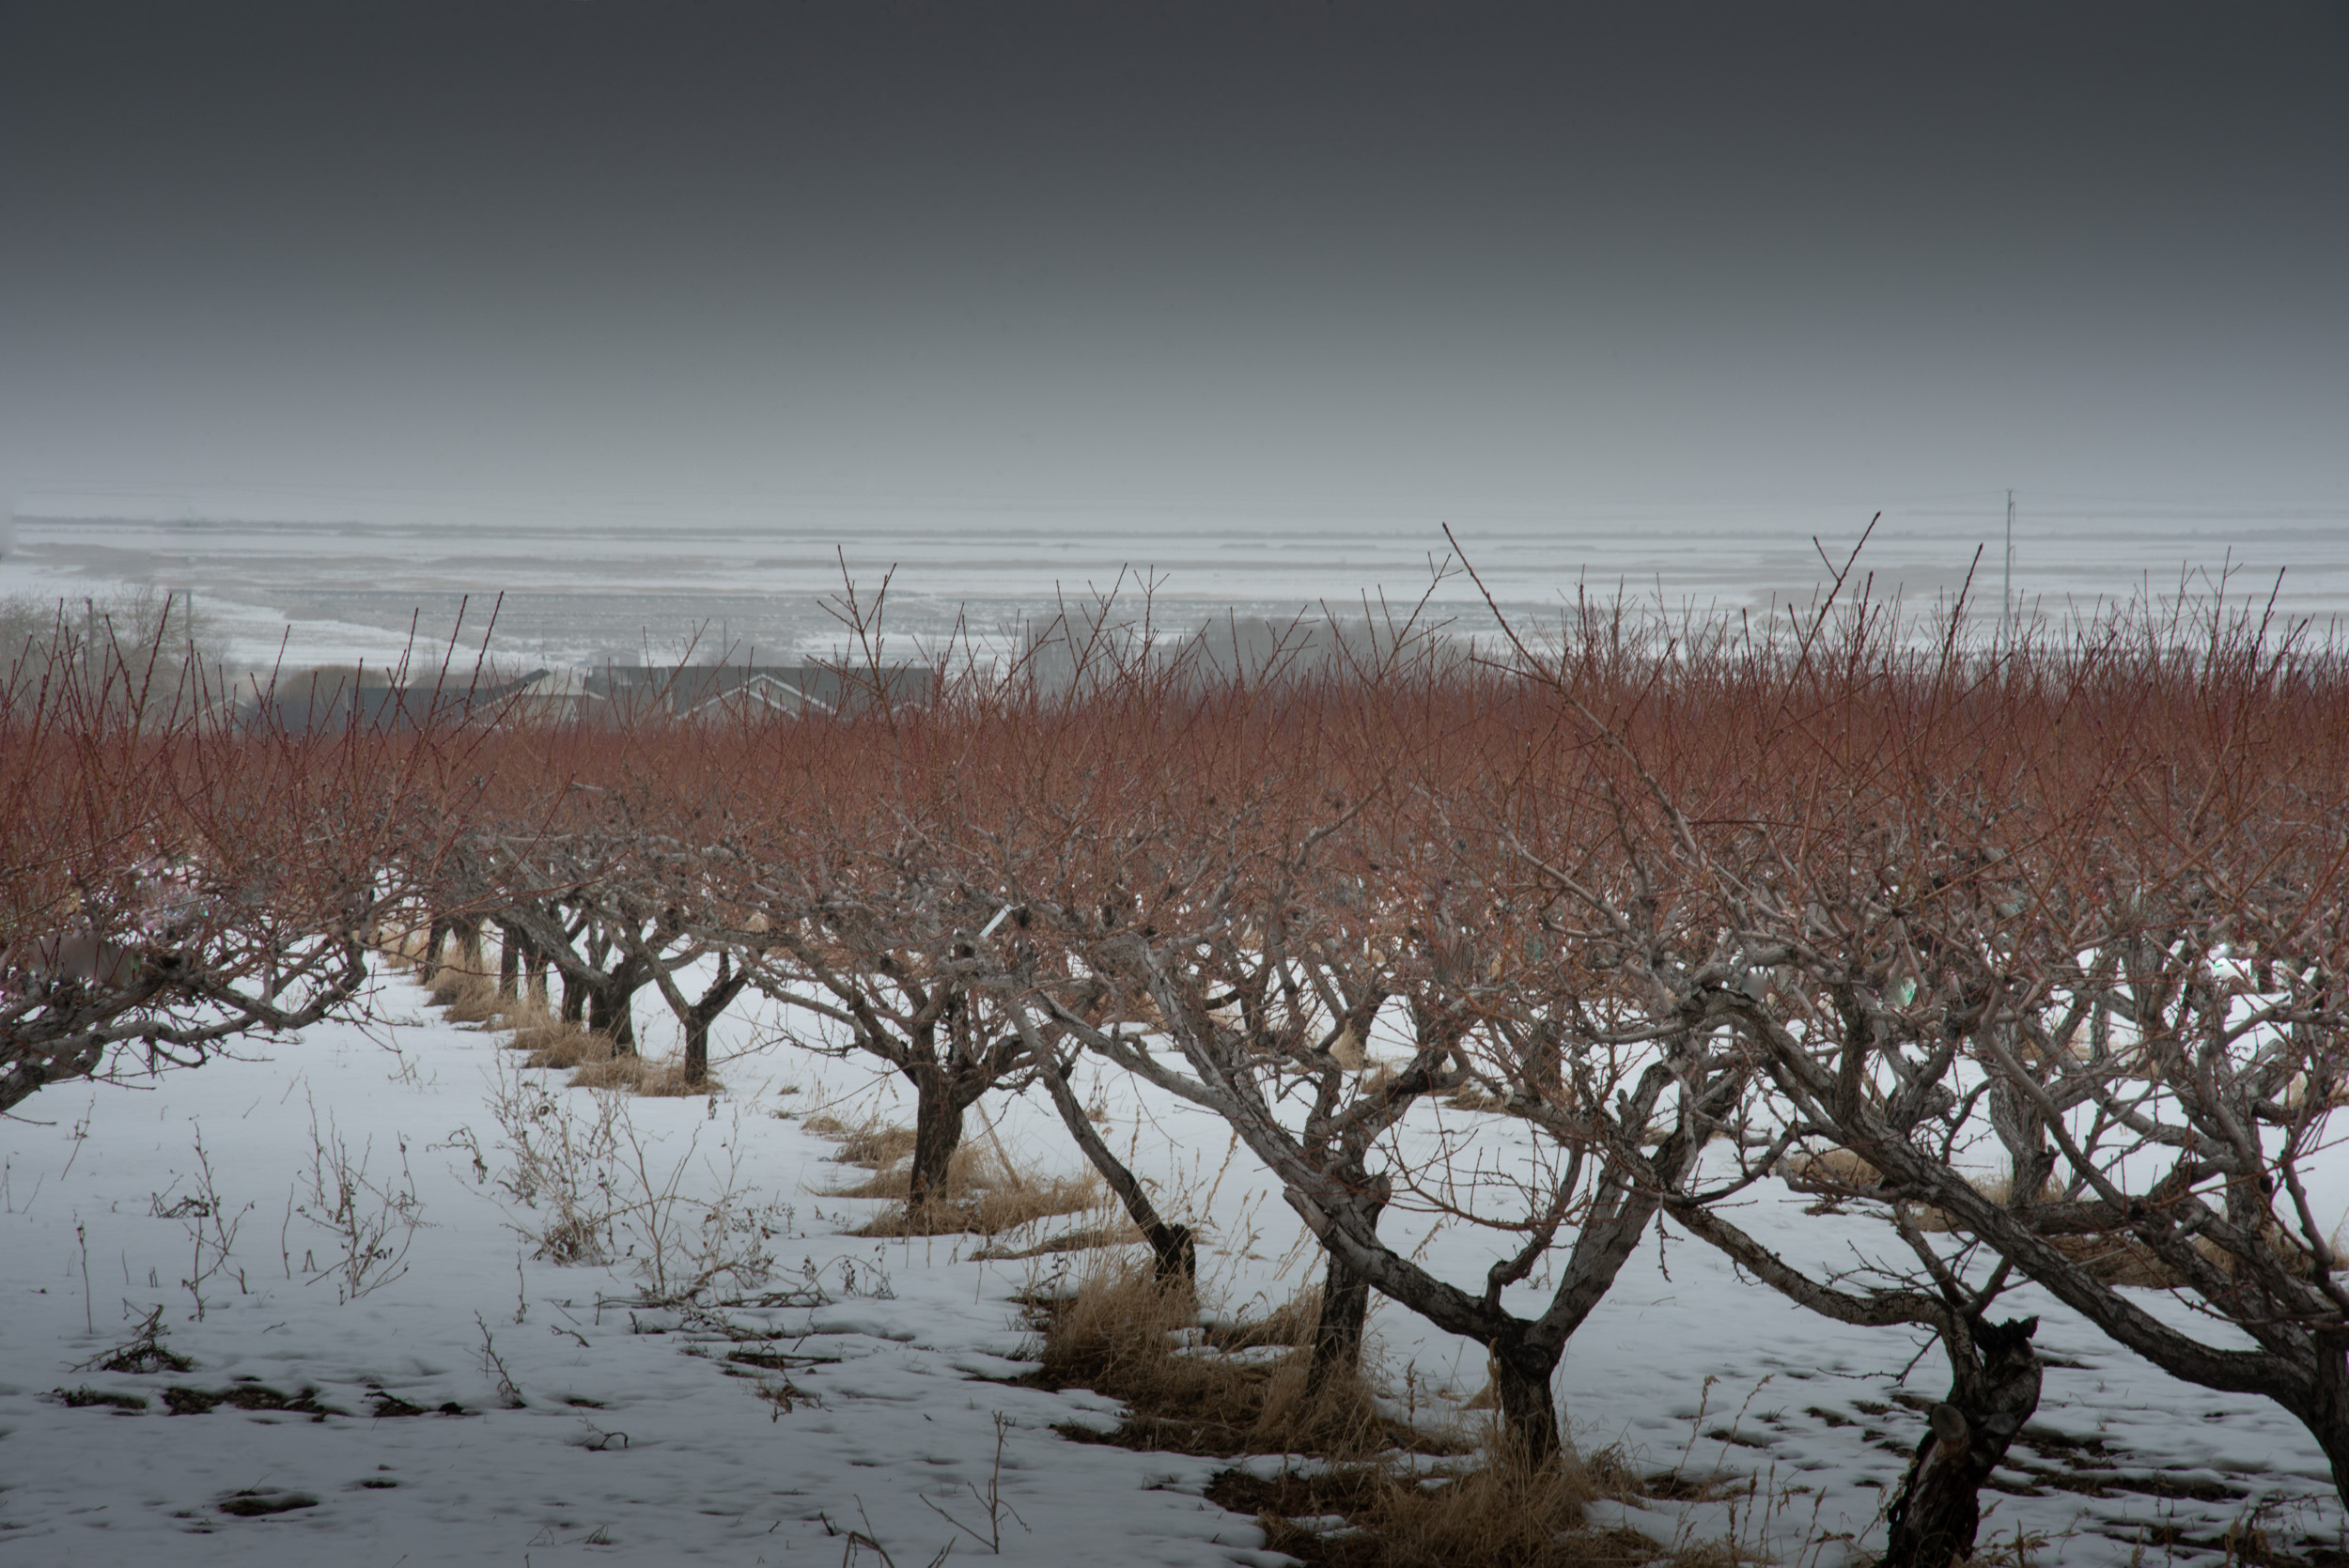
[582,661,934,721]
[504,668,601,725]
[243,667,551,735]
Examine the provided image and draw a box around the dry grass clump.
[492,1005,713,1095]
[634,1060,720,1097]
[556,1050,712,1094]
[494,1001,629,1077]
[372,926,430,971]
[1022,1261,1691,1566]
[848,1147,1102,1238]
[1021,1252,1250,1452]
[801,1115,1100,1236]
[822,1118,920,1171]
[2037,1232,2185,1288]
[1028,1263,1684,1566]
[1357,1452,1596,1565]
[1780,1148,1884,1190]
[1205,1284,1324,1352]
[1221,1450,1666,1568]
[971,1218,1145,1261]
[516,1021,617,1070]
[568,1051,646,1090]
[432,974,508,1024]
[1023,1257,1416,1461]
[1246,1353,1393,1458]
[1444,1084,1511,1114]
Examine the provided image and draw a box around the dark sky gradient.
[3,2,2343,520]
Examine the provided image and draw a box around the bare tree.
[4,628,483,1112]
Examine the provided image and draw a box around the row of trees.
[9,582,2349,1568]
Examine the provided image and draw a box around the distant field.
[8,496,2345,667]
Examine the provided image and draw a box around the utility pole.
[2001,489,2015,644]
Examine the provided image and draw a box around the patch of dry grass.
[634,1061,720,1097]
[1246,1354,1393,1457]
[554,1051,713,1094]
[431,974,509,1024]
[847,1147,1102,1238]
[1217,1452,1668,1568]
[1022,1256,1420,1461]
[1780,1147,1885,1190]
[567,1052,646,1091]
[1203,1285,1322,1353]
[496,997,597,1059]
[1027,1261,1703,1568]
[824,1118,920,1170]
[514,1020,616,1070]
[484,1001,712,1096]
[799,1115,1100,1236]
[971,1219,1145,1262]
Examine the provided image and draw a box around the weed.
[74,1303,193,1374]
[295,1095,426,1302]
[51,1386,148,1412]
[475,1059,790,1303]
[153,1128,251,1321]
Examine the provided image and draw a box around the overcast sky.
[3,2,2343,525]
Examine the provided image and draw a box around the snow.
[3,966,2344,1564]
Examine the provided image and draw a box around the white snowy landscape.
[8,6,2346,1564]
[4,956,2341,1566]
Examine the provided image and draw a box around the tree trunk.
[904,1065,970,1207]
[679,959,748,1086]
[2291,1342,2349,1508]
[1489,1332,1564,1470]
[423,917,454,985]
[496,923,521,1001]
[560,970,584,1024]
[1881,1316,2042,1568]
[587,980,636,1051]
[1035,1051,1195,1284]
[1306,1175,1390,1399]
[454,916,485,977]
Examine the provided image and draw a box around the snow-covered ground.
[3,965,2342,1565]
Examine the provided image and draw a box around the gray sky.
[4,2,2344,524]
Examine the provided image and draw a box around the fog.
[3,3,2343,656]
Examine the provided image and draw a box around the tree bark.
[680,959,748,1085]
[496,922,521,1001]
[1306,1174,1389,1399]
[423,917,454,986]
[454,916,485,977]
[2291,1343,2349,1507]
[1880,1316,2042,1568]
[905,1063,970,1207]
[1489,1331,1564,1469]
[1034,1051,1195,1284]
[586,979,636,1051]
